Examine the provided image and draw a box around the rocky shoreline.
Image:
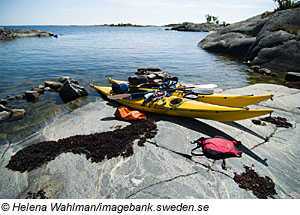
[0,27,58,40]
[198,8,300,73]
[0,76,88,122]
[0,83,299,199]
[165,22,222,32]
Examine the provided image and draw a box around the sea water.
[0,26,249,144]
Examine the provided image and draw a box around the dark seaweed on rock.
[252,116,292,128]
[6,119,157,173]
[26,189,48,199]
[251,119,266,126]
[260,116,292,128]
[234,165,277,199]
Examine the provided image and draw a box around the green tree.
[273,0,296,10]
[205,14,219,24]
[205,14,212,23]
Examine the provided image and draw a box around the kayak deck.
[108,78,273,108]
[90,84,273,122]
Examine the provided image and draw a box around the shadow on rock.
[222,121,267,140]
[147,113,269,166]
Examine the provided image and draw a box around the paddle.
[186,84,218,89]
[108,91,149,100]
[135,83,218,89]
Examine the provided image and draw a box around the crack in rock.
[0,140,11,161]
[250,128,277,150]
[126,171,199,199]
[146,140,233,178]
[274,183,294,199]
[261,104,298,113]
[142,191,172,199]
[124,140,235,198]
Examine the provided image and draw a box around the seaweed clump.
[6,119,157,173]
[233,165,277,199]
[252,116,292,128]
[26,189,48,199]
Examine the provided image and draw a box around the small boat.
[108,78,274,108]
[90,84,273,122]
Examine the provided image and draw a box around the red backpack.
[191,137,243,169]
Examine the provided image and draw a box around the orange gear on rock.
[114,106,147,121]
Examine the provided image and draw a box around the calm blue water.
[0,26,249,144]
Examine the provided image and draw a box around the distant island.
[164,15,230,32]
[164,22,225,32]
[94,23,155,27]
[0,27,58,40]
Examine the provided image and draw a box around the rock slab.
[0,84,299,199]
[199,8,300,72]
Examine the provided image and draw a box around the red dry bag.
[191,137,243,160]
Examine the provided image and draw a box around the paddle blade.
[187,84,218,89]
[107,94,131,100]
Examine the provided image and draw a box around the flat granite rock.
[0,84,299,199]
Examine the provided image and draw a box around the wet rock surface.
[285,72,300,82]
[11,109,26,120]
[285,81,300,90]
[0,84,299,199]
[59,80,88,103]
[0,111,10,121]
[25,91,39,102]
[44,81,63,91]
[0,76,87,122]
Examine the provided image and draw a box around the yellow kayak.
[90,84,273,122]
[108,78,273,108]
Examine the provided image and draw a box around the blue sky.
[0,0,276,25]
